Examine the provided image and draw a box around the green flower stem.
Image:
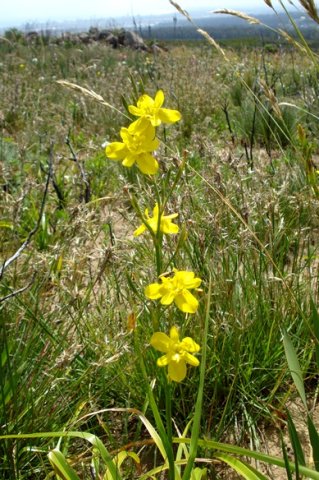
[165,379,173,461]
[182,276,211,480]
[155,233,163,278]
[135,332,176,480]
[163,154,186,209]
[151,178,164,276]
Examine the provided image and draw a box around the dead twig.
[65,135,91,203]
[0,273,36,304]
[0,144,53,280]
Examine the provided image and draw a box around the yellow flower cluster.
[145,269,201,314]
[105,90,181,175]
[105,90,200,383]
[147,270,202,382]
[150,326,200,383]
[134,203,179,237]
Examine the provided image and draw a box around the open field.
[1,19,319,479]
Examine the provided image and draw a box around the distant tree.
[4,28,24,43]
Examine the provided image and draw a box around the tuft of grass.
[1,19,319,477]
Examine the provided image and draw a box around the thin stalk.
[136,333,176,480]
[165,381,174,480]
[152,178,164,276]
[182,276,211,480]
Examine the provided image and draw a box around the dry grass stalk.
[196,29,226,58]
[299,0,319,23]
[213,9,261,25]
[264,0,274,8]
[169,0,193,23]
[259,79,283,119]
[278,28,308,54]
[56,80,128,118]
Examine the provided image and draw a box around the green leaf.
[281,433,294,480]
[0,431,122,480]
[214,453,269,479]
[308,414,319,471]
[286,409,306,469]
[282,330,307,409]
[310,297,319,370]
[48,449,81,480]
[0,221,13,229]
[120,95,130,116]
[173,437,319,479]
[191,467,207,480]
[104,451,140,480]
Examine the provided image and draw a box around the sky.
[0,0,287,28]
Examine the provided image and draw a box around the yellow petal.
[160,291,175,305]
[137,94,154,110]
[150,115,162,127]
[145,283,162,299]
[150,332,170,353]
[128,105,142,117]
[157,354,169,366]
[128,117,150,134]
[105,142,128,159]
[161,219,179,234]
[168,360,186,382]
[154,90,164,108]
[141,123,159,151]
[180,337,200,353]
[176,271,202,289]
[174,290,199,314]
[136,153,158,175]
[158,108,181,124]
[169,326,180,342]
[152,203,159,217]
[182,352,200,367]
[122,154,136,167]
[120,127,130,143]
[133,224,146,236]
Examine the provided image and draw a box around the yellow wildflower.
[128,90,181,127]
[134,203,179,236]
[145,269,202,314]
[150,326,200,382]
[105,118,159,175]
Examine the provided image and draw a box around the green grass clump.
[1,15,319,477]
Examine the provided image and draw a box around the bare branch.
[0,273,36,304]
[65,135,91,203]
[0,144,53,280]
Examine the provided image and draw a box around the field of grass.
[1,9,319,479]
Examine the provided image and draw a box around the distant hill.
[1,9,318,43]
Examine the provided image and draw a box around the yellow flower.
[105,118,159,175]
[145,269,202,314]
[134,203,179,237]
[150,326,200,382]
[128,90,181,127]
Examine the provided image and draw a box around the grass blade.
[48,449,81,480]
[182,276,212,480]
[308,414,319,471]
[310,297,319,370]
[214,452,269,479]
[286,408,306,469]
[282,329,307,409]
[281,433,294,480]
[0,431,122,480]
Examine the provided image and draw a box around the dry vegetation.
[1,31,319,478]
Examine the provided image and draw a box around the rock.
[117,29,147,50]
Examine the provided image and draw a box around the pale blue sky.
[0,0,290,28]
